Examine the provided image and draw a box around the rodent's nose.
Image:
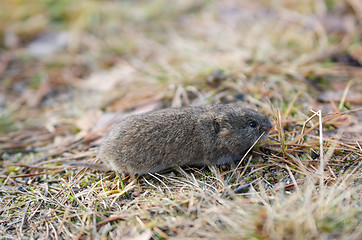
[263,121,273,132]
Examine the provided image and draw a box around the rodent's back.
[98,107,208,174]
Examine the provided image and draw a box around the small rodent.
[93,103,272,174]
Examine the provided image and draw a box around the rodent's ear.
[213,118,231,136]
[213,118,221,134]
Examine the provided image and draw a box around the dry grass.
[1,0,361,239]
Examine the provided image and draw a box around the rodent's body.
[98,104,272,174]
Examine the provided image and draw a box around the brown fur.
[96,103,272,174]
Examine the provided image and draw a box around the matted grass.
[0,0,361,239]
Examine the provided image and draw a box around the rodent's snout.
[267,121,273,130]
[262,120,273,133]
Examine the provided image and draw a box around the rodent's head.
[212,108,273,153]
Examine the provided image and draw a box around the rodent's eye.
[249,121,257,128]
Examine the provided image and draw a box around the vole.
[68,104,272,174]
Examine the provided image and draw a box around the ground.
[0,0,361,239]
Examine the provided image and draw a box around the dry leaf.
[81,62,135,91]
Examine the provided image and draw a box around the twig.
[31,137,84,164]
[311,110,325,192]
[290,114,343,145]
[338,80,354,110]
[0,169,70,179]
[228,132,266,182]
[286,165,301,195]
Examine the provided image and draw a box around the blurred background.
[0,0,361,137]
